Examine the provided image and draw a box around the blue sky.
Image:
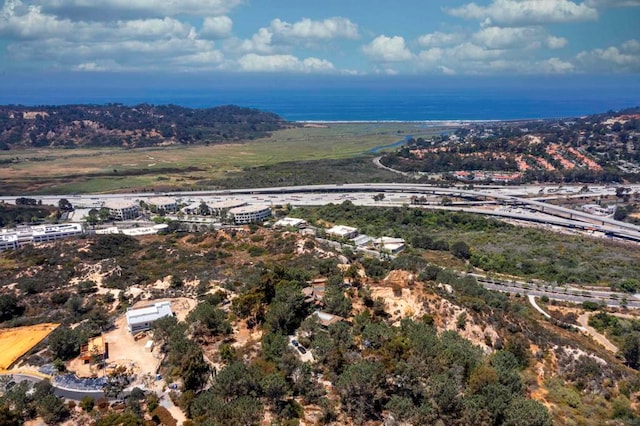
[0,0,639,75]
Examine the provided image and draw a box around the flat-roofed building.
[104,200,138,220]
[125,301,173,334]
[0,233,18,251]
[326,225,358,239]
[31,224,84,243]
[229,205,272,225]
[274,217,307,228]
[147,197,178,213]
[0,224,84,251]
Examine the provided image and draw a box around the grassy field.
[0,323,59,369]
[0,123,444,195]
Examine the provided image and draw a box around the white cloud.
[36,0,243,20]
[237,53,335,73]
[576,39,640,72]
[270,17,358,41]
[200,16,232,39]
[237,28,274,54]
[547,36,568,49]
[449,42,505,61]
[448,0,598,26]
[0,3,194,41]
[585,0,640,7]
[418,47,444,63]
[417,31,464,47]
[362,35,413,62]
[472,26,567,50]
[232,17,358,55]
[542,57,575,73]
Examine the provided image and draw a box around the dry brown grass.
[0,323,59,369]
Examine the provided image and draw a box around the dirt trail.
[577,312,618,353]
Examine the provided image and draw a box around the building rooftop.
[229,205,271,215]
[313,310,344,327]
[31,223,83,236]
[209,199,247,209]
[274,217,307,228]
[147,197,176,206]
[104,200,138,210]
[327,225,358,237]
[126,301,173,325]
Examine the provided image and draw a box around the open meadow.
[0,123,445,195]
[0,323,59,369]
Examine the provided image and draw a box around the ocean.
[1,74,639,122]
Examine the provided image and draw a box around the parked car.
[297,346,307,354]
[291,339,299,347]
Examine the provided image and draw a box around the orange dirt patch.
[0,323,59,369]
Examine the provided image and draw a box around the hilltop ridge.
[0,104,289,149]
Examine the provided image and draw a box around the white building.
[372,237,406,254]
[326,225,358,240]
[274,217,307,229]
[147,197,178,213]
[104,200,138,220]
[31,224,83,243]
[0,233,18,251]
[0,223,84,251]
[229,205,272,225]
[125,301,173,334]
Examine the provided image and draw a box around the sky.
[0,0,639,77]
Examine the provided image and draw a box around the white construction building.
[125,301,173,334]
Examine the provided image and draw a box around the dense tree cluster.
[0,104,288,148]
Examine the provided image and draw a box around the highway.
[4,182,640,242]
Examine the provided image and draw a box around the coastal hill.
[0,104,289,149]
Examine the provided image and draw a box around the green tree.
[0,294,24,322]
[213,362,262,402]
[322,283,352,318]
[48,326,82,360]
[451,240,472,260]
[36,394,69,425]
[79,396,95,412]
[336,360,386,422]
[58,198,73,211]
[182,347,211,392]
[188,302,232,341]
[621,332,640,369]
[261,373,288,409]
[265,283,307,335]
[502,398,553,426]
